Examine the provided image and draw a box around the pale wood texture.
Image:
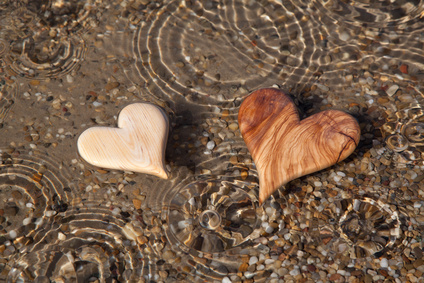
[77,103,169,179]
[238,88,360,204]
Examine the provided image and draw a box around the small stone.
[265,226,274,234]
[175,61,185,68]
[386,84,399,96]
[58,232,66,241]
[289,267,300,276]
[229,155,238,164]
[339,31,350,41]
[23,217,31,225]
[413,259,424,269]
[380,258,389,268]
[316,83,329,91]
[137,235,148,245]
[30,80,41,86]
[9,230,17,239]
[105,81,120,91]
[66,74,74,83]
[400,64,408,74]
[159,270,168,278]
[206,140,215,150]
[238,263,248,272]
[228,123,239,131]
[133,199,142,210]
[249,256,258,265]
[329,274,342,281]
[162,250,176,260]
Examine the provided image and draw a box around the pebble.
[265,226,274,234]
[289,267,300,276]
[386,84,399,96]
[206,140,215,150]
[316,83,330,91]
[333,175,342,182]
[66,74,74,83]
[228,123,238,131]
[339,31,350,41]
[105,81,120,91]
[249,256,258,265]
[9,230,17,239]
[175,61,185,68]
[58,232,66,241]
[162,250,176,260]
[23,217,31,225]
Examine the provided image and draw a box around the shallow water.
[1,0,424,282]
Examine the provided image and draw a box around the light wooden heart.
[238,88,360,204]
[77,103,169,179]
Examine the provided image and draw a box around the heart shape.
[238,88,360,204]
[77,103,169,179]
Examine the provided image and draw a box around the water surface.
[1,0,424,282]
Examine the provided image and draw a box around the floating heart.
[238,88,360,204]
[77,103,169,179]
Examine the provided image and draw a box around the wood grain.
[77,103,169,179]
[238,88,360,204]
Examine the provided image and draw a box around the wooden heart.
[77,103,169,179]
[238,88,360,204]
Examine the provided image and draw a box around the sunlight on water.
[1,0,424,282]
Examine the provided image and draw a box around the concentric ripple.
[6,202,152,282]
[4,35,87,79]
[292,195,410,259]
[127,0,424,114]
[0,1,102,79]
[163,176,280,280]
[311,0,424,30]
[381,92,424,165]
[167,178,261,253]
[130,0,333,106]
[0,149,77,279]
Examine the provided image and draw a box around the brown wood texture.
[238,88,360,204]
[77,103,169,179]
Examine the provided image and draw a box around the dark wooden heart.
[238,88,360,204]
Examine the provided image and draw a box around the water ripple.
[0,149,77,280]
[164,176,282,281]
[0,74,16,127]
[280,190,410,260]
[130,0,317,106]
[7,202,150,281]
[0,1,102,79]
[310,0,424,30]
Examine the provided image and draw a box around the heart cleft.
[238,88,361,204]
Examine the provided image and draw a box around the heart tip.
[258,195,266,206]
[158,170,169,179]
